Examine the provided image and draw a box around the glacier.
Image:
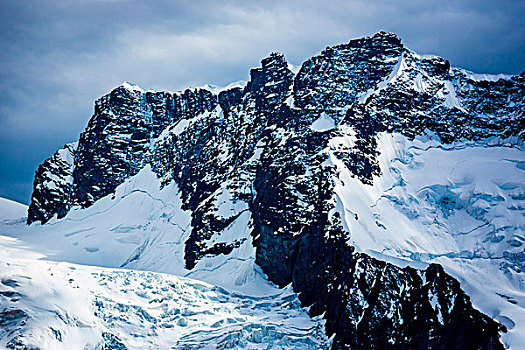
[0,198,329,349]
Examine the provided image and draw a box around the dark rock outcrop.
[27,142,76,224]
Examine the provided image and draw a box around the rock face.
[28,32,524,349]
[27,142,76,224]
[73,84,218,208]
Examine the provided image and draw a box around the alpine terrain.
[1,32,524,349]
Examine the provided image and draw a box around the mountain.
[2,32,524,349]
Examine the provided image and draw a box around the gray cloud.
[1,0,523,204]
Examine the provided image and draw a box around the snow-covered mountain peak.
[119,81,145,93]
[6,32,524,349]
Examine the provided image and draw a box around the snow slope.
[0,198,27,221]
[0,173,329,349]
[328,131,525,348]
[2,166,274,295]
[0,234,328,349]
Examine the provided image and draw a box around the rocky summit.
[17,32,524,349]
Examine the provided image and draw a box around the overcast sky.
[1,0,524,204]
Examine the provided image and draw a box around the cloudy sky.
[1,0,524,204]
